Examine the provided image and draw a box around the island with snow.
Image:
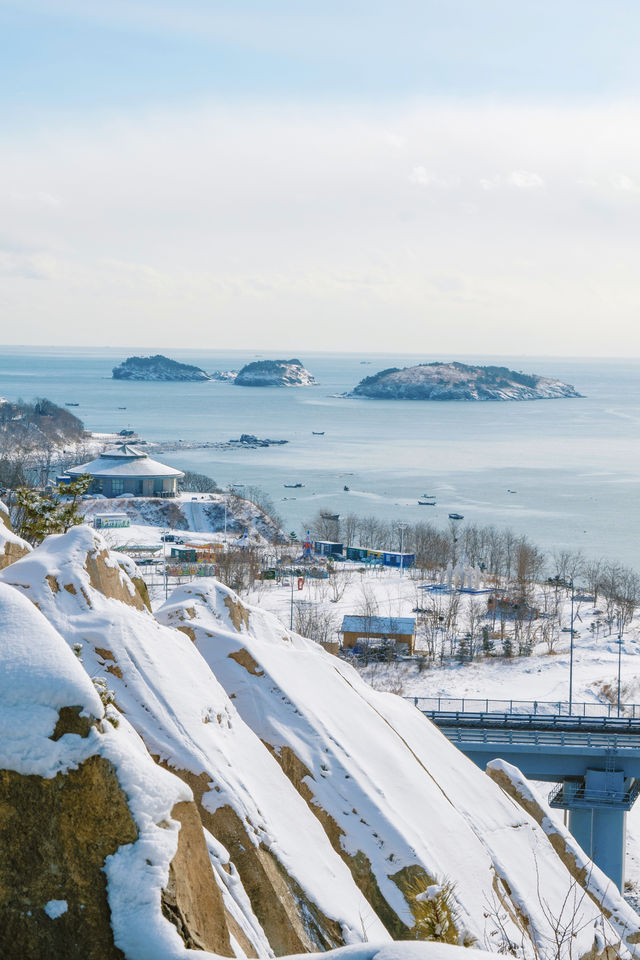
[234,358,316,387]
[350,361,582,401]
[112,354,211,382]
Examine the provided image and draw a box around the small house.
[314,541,344,557]
[340,615,416,655]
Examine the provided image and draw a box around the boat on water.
[284,483,304,488]
[320,511,340,521]
[312,431,325,435]
[65,402,79,406]
[448,512,464,520]
[418,499,436,506]
[344,485,350,491]
[422,493,436,499]
[118,406,127,410]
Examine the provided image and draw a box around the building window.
[111,478,124,496]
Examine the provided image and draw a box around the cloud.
[1,99,640,354]
[507,170,544,189]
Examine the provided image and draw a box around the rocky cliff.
[351,362,582,401]
[112,355,211,382]
[235,359,315,387]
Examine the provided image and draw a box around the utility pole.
[568,578,575,713]
[163,530,169,601]
[290,574,294,630]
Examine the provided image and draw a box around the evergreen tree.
[481,625,494,655]
[15,474,92,545]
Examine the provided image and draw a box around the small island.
[350,362,582,401]
[234,358,316,387]
[112,354,211,382]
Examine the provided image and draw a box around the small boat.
[422,493,436,499]
[312,431,325,435]
[418,499,436,506]
[344,485,350,492]
[118,406,127,410]
[284,483,304,488]
[320,511,340,521]
[448,513,464,520]
[65,402,79,406]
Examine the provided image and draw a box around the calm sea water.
[1,347,639,568]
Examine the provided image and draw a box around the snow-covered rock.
[0,527,387,955]
[235,359,316,387]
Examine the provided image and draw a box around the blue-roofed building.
[340,615,416,654]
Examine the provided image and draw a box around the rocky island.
[234,358,315,387]
[350,361,582,401]
[112,354,211,382]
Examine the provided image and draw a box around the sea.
[1,347,639,569]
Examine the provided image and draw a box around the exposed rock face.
[112,354,211,381]
[161,800,233,955]
[235,359,316,387]
[351,361,583,401]
[0,502,30,570]
[0,756,137,960]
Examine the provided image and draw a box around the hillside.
[0,524,633,958]
[350,362,582,401]
[235,359,316,387]
[112,355,211,382]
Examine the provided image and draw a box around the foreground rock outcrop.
[351,362,582,401]
[0,525,631,960]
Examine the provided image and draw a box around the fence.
[409,696,640,718]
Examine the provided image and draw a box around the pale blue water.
[1,347,638,568]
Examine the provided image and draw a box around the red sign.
[297,577,305,591]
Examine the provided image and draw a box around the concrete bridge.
[409,696,640,890]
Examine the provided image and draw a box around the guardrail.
[441,727,640,750]
[421,710,640,733]
[408,696,640,718]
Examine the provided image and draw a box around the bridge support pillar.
[568,807,626,891]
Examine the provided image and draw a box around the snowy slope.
[0,526,388,954]
[157,578,629,956]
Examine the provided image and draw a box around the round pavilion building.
[66,443,184,498]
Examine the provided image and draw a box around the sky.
[1,1,640,355]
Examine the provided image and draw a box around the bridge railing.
[408,696,640,718]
